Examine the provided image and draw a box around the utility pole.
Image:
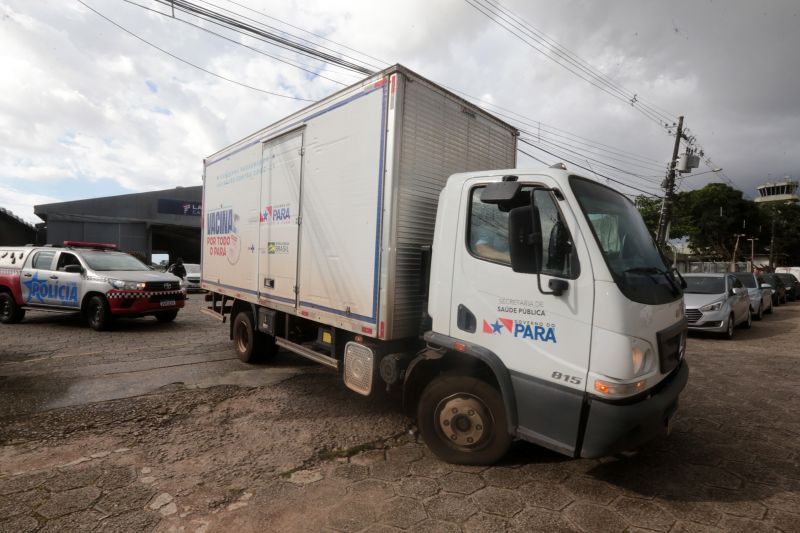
[769,207,777,269]
[730,233,746,272]
[656,115,684,246]
[747,237,758,271]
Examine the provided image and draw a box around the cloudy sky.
[1,0,798,224]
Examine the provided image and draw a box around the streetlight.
[676,167,723,180]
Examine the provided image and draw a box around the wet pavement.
[0,297,799,532]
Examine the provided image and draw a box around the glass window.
[56,252,81,271]
[81,251,149,271]
[32,250,56,270]
[467,186,578,279]
[533,189,579,279]
[468,188,512,264]
[684,276,725,294]
[570,176,681,305]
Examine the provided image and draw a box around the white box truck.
[202,65,689,464]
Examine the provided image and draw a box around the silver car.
[731,272,773,320]
[683,273,751,339]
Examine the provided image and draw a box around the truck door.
[51,251,83,309]
[258,129,304,305]
[20,249,57,306]
[449,178,595,454]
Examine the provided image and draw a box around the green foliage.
[636,183,800,264]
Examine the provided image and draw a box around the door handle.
[457,304,477,333]
[23,273,32,277]
[264,278,275,289]
[50,275,59,280]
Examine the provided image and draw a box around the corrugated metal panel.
[388,75,517,338]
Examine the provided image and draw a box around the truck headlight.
[629,338,654,377]
[109,279,145,290]
[700,301,723,312]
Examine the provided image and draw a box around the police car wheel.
[0,292,25,324]
[156,311,179,323]
[417,375,512,465]
[87,295,112,331]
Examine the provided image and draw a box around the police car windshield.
[81,252,149,271]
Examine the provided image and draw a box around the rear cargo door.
[258,129,304,305]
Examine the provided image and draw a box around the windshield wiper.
[623,267,681,295]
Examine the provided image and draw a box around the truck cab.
[413,168,688,463]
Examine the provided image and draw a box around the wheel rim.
[728,317,734,336]
[435,393,493,450]
[235,321,249,353]
[0,298,9,319]
[92,303,101,324]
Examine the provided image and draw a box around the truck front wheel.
[232,311,277,363]
[0,292,25,324]
[417,375,512,465]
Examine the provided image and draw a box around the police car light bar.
[63,241,118,249]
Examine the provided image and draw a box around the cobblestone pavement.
[0,298,798,532]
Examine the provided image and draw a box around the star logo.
[482,318,514,334]
[22,272,47,303]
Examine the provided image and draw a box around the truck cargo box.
[202,65,517,340]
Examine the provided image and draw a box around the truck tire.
[417,375,512,465]
[156,310,179,323]
[0,292,25,324]
[232,311,278,363]
[86,295,113,331]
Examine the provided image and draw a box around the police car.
[0,242,185,330]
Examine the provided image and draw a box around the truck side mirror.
[64,264,83,274]
[508,205,541,274]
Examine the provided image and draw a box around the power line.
[215,0,390,70]
[78,0,315,100]
[149,0,375,75]
[518,138,660,197]
[473,0,677,126]
[464,0,673,129]
[121,0,350,86]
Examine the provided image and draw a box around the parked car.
[0,242,186,330]
[683,273,751,339]
[183,263,204,292]
[731,272,773,320]
[758,274,787,305]
[775,266,800,281]
[775,273,800,301]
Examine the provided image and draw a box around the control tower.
[755,179,799,203]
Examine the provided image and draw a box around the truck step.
[275,337,339,370]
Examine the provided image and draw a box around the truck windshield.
[569,176,681,305]
[81,252,150,271]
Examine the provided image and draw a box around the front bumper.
[580,361,689,458]
[106,290,186,315]
[685,307,727,332]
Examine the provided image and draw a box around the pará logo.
[483,317,557,343]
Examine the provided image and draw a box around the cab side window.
[468,188,512,264]
[32,250,56,270]
[467,186,579,279]
[533,190,580,279]
[56,253,81,271]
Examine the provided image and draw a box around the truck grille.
[657,319,687,374]
[145,281,178,291]
[685,309,702,323]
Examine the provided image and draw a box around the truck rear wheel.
[232,311,277,363]
[86,295,112,331]
[0,292,25,324]
[417,375,512,465]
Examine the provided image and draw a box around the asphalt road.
[0,296,798,532]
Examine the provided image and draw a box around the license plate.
[160,300,176,307]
